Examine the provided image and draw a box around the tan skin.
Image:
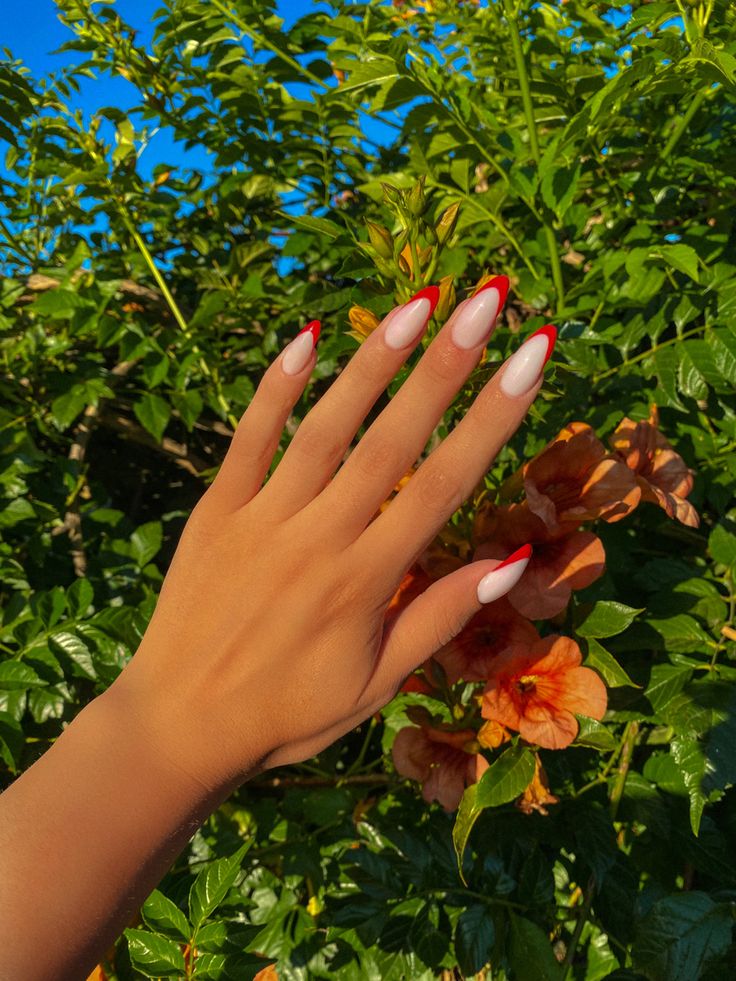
[0,289,546,980]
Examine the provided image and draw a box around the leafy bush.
[1,1,736,978]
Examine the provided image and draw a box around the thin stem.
[0,216,37,267]
[592,323,707,383]
[661,88,710,161]
[111,193,239,430]
[210,0,329,91]
[506,7,565,312]
[609,721,639,823]
[345,718,378,777]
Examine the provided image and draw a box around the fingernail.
[476,544,532,604]
[499,324,556,397]
[384,286,439,350]
[451,275,509,350]
[282,320,321,375]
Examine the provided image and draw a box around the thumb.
[374,544,532,689]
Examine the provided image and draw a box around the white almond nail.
[476,555,531,604]
[500,333,551,397]
[450,288,501,349]
[383,297,431,350]
[282,331,315,375]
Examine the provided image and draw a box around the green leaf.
[48,631,97,680]
[653,346,687,411]
[670,736,708,836]
[453,782,479,884]
[454,904,494,976]
[632,892,733,981]
[584,638,640,688]
[476,744,537,808]
[708,518,736,567]
[142,889,191,941]
[540,162,581,220]
[671,735,713,836]
[66,578,94,619]
[0,660,47,691]
[133,393,171,443]
[678,345,709,400]
[0,710,24,773]
[574,715,617,751]
[0,498,36,529]
[645,664,692,715]
[655,243,700,282]
[508,914,563,981]
[330,56,399,96]
[51,383,91,429]
[453,746,535,877]
[576,601,643,638]
[189,842,250,930]
[123,928,186,976]
[279,212,345,241]
[130,521,163,567]
[171,389,203,431]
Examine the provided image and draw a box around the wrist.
[106,650,267,796]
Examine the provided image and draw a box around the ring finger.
[354,325,557,583]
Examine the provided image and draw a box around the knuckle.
[422,343,465,386]
[350,432,398,480]
[291,419,346,471]
[414,464,462,516]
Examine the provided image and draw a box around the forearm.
[0,680,235,981]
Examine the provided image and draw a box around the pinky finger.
[366,545,533,697]
[208,320,321,512]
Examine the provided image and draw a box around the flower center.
[515,674,539,694]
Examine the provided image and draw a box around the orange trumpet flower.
[392,722,489,811]
[609,405,699,528]
[482,635,607,750]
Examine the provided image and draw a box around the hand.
[111,279,556,791]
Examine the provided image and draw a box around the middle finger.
[304,275,510,540]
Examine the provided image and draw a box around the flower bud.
[373,255,396,278]
[406,177,428,217]
[348,304,381,339]
[365,220,394,259]
[435,201,461,245]
[382,182,403,206]
[393,228,409,257]
[478,719,511,750]
[435,275,456,321]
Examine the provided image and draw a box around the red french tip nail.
[529,324,557,364]
[495,543,533,569]
[298,319,322,344]
[474,274,509,309]
[409,285,440,317]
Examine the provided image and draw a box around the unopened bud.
[393,228,409,257]
[436,201,461,245]
[462,739,481,754]
[478,720,511,749]
[374,255,396,278]
[365,220,393,259]
[406,177,428,217]
[382,182,403,206]
[348,304,381,339]
[436,275,456,321]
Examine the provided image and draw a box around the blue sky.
[2,0,333,180]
